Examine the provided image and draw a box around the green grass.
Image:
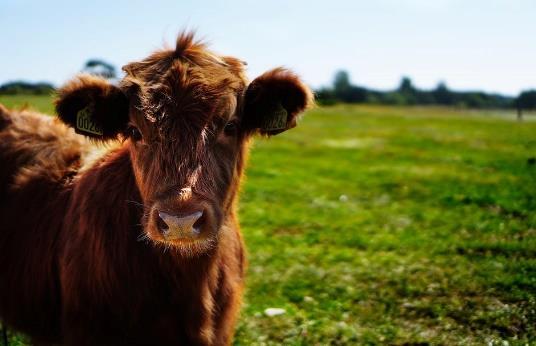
[2,98,536,345]
[0,94,55,114]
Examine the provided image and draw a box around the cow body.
[0,106,244,345]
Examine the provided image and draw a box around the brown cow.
[0,32,313,345]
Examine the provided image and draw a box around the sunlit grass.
[1,98,535,345]
[237,104,536,345]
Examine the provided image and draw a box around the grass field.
[1,97,535,345]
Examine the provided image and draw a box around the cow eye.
[223,121,238,136]
[127,126,143,142]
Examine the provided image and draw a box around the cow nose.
[156,210,204,240]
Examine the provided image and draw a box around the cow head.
[55,33,313,255]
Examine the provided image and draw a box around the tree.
[332,70,368,103]
[398,77,415,94]
[397,76,417,105]
[333,70,351,96]
[516,90,536,120]
[83,59,117,79]
[516,90,536,109]
[433,82,454,105]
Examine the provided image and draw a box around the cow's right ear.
[55,74,129,140]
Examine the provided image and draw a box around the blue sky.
[1,0,535,96]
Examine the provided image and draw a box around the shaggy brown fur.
[0,33,313,345]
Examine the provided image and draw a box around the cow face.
[55,33,313,255]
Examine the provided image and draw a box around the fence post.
[517,107,523,122]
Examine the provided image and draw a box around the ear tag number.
[76,105,103,136]
[262,102,288,131]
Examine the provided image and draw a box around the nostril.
[156,212,169,234]
[193,212,205,230]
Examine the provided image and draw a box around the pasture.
[1,96,535,345]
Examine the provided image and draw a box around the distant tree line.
[317,70,536,111]
[2,65,536,113]
[0,59,116,96]
[0,81,54,95]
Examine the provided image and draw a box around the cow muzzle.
[156,210,204,240]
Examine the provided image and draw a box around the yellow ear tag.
[76,105,103,136]
[262,102,288,131]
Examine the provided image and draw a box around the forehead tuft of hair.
[120,32,247,125]
[174,31,202,59]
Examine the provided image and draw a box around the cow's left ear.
[55,74,129,141]
[242,68,314,135]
